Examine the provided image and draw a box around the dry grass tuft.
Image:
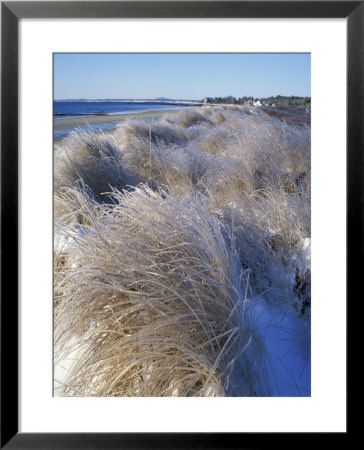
[54,130,131,201]
[54,186,265,396]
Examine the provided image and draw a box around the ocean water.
[54,100,190,119]
[53,101,190,141]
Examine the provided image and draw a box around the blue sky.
[54,53,310,100]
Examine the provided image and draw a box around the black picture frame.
[1,1,359,448]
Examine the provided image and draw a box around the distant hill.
[153,97,172,101]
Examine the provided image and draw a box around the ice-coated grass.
[54,186,266,396]
[54,105,311,396]
[54,130,132,202]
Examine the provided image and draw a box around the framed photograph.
[1,1,359,448]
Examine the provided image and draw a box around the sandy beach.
[54,108,183,140]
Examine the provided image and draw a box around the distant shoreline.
[53,108,183,142]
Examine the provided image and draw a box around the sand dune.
[54,105,311,397]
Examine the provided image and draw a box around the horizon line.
[54,94,311,101]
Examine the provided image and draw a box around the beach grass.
[54,105,311,396]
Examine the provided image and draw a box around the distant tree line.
[206,95,311,107]
[260,95,311,106]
